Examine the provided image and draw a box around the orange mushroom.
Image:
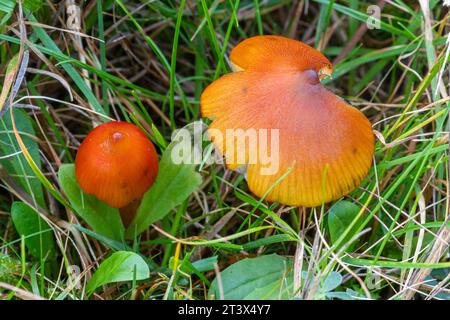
[201,35,374,207]
[75,121,159,212]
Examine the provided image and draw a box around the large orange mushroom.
[201,35,374,207]
[75,121,159,217]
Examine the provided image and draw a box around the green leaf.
[169,255,218,275]
[11,201,55,261]
[321,271,343,292]
[0,1,15,15]
[0,108,46,208]
[243,280,294,300]
[86,251,150,295]
[209,254,294,300]
[327,201,365,252]
[126,140,202,238]
[58,164,125,242]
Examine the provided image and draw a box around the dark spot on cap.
[143,167,151,178]
[113,132,123,141]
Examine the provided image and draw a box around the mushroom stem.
[119,199,141,228]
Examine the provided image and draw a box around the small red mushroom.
[75,122,159,219]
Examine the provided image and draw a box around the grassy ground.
[0,0,449,300]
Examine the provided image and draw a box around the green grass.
[0,0,448,300]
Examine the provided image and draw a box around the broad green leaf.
[321,271,343,293]
[126,141,202,238]
[325,290,355,300]
[58,164,125,242]
[0,109,46,207]
[301,271,344,299]
[188,256,218,273]
[243,279,293,300]
[86,251,150,295]
[11,201,55,261]
[209,254,294,300]
[327,201,365,252]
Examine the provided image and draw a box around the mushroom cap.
[201,35,374,207]
[75,121,159,208]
